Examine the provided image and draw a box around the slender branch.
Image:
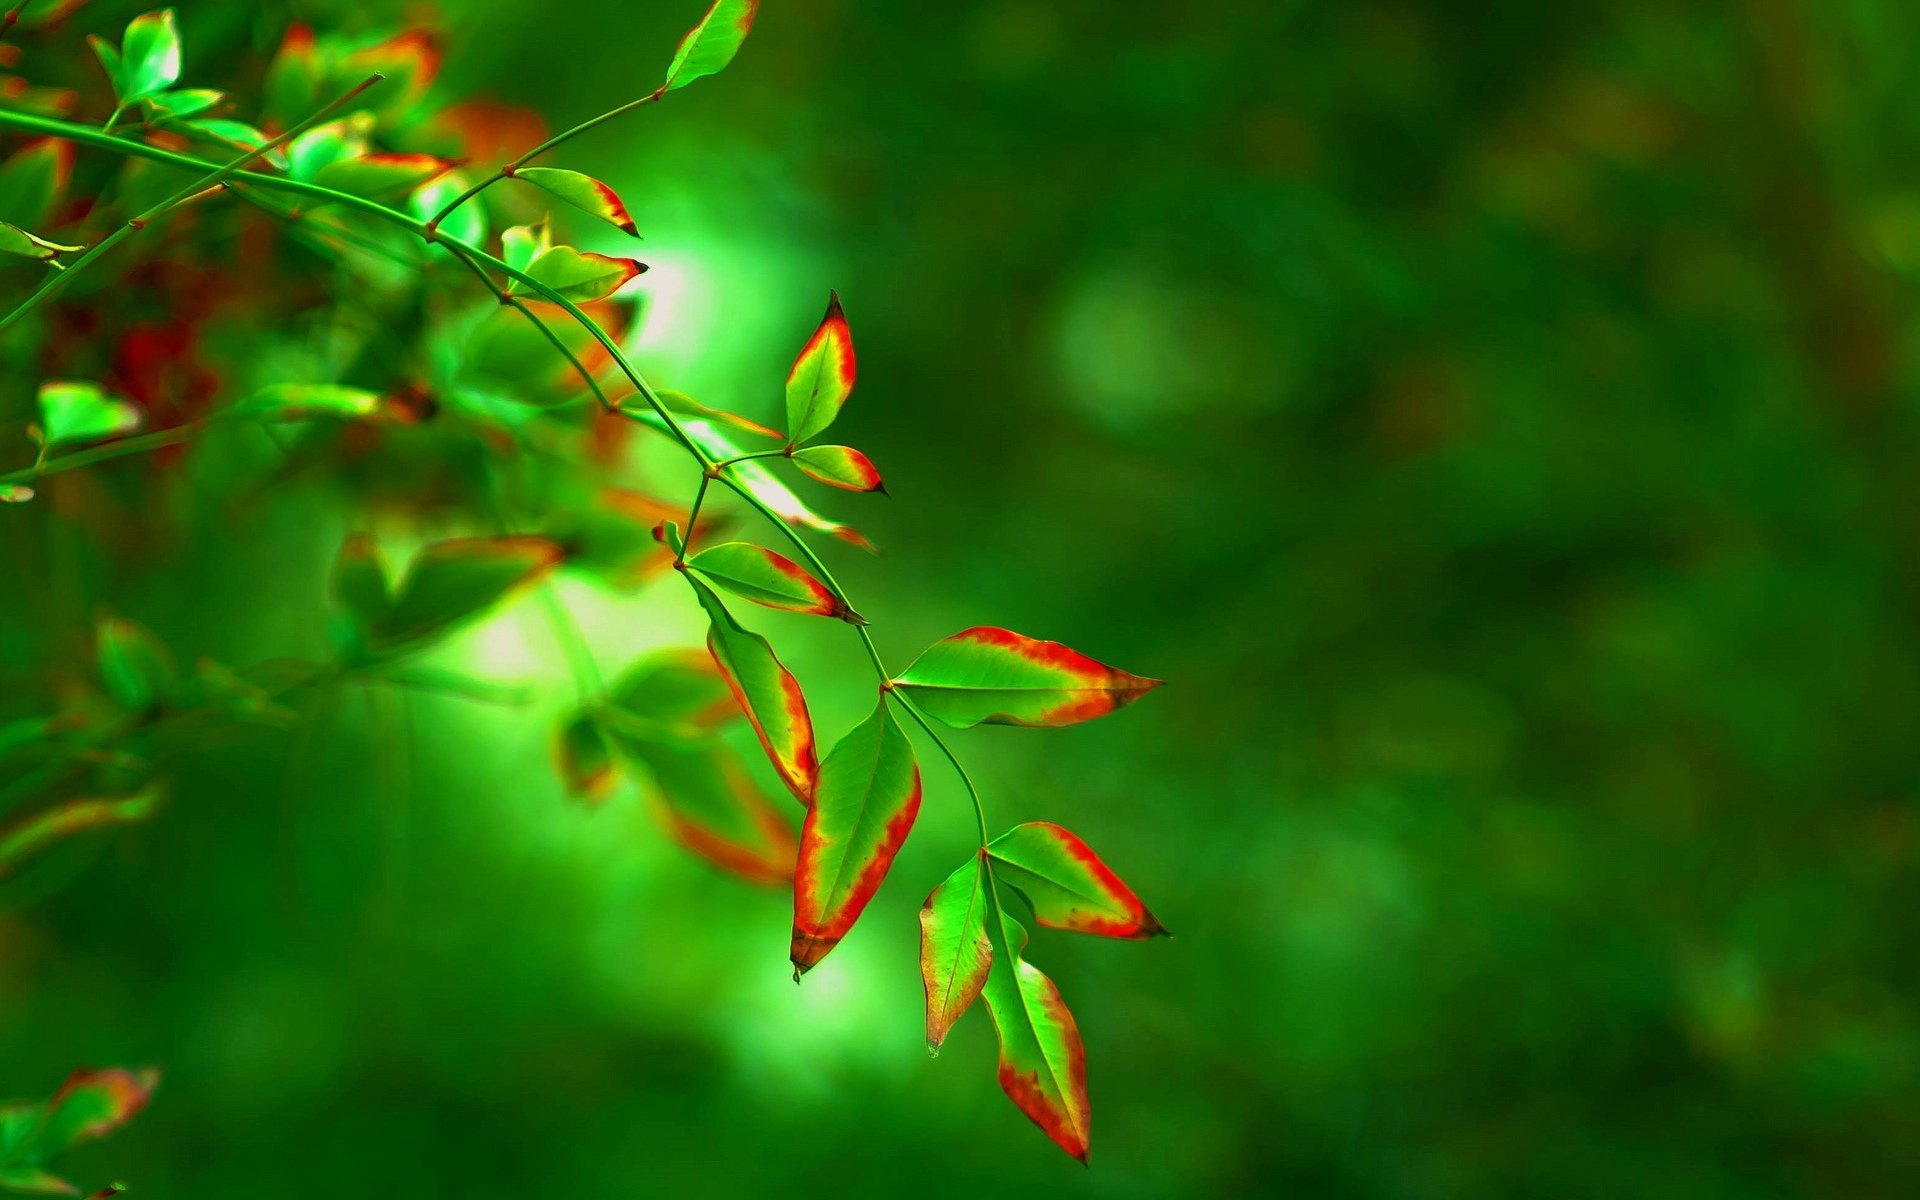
[680,473,711,560]
[0,422,207,487]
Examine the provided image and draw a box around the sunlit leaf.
[989,822,1166,939]
[791,697,921,975]
[0,222,82,262]
[237,383,382,421]
[499,220,550,274]
[144,86,221,118]
[312,153,452,199]
[686,541,857,621]
[661,0,759,93]
[790,444,886,494]
[0,138,72,228]
[118,8,181,103]
[554,712,620,802]
[982,911,1090,1162]
[176,118,286,170]
[510,245,644,303]
[893,627,1162,728]
[412,169,486,247]
[921,855,993,1052]
[655,388,781,440]
[685,573,818,803]
[96,616,173,712]
[513,167,638,237]
[13,0,92,32]
[286,114,373,183]
[616,735,796,885]
[0,787,162,879]
[371,536,563,650]
[784,290,855,447]
[36,380,141,449]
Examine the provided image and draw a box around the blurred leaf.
[686,541,856,620]
[606,649,736,740]
[96,616,173,712]
[117,9,181,104]
[372,536,563,650]
[617,735,796,886]
[0,787,162,880]
[655,389,780,440]
[661,0,759,93]
[35,381,140,449]
[286,114,372,183]
[143,87,221,118]
[791,444,886,494]
[554,712,619,802]
[791,697,921,976]
[921,855,992,1052]
[988,822,1166,939]
[894,627,1162,728]
[784,290,855,447]
[238,383,381,421]
[514,167,638,237]
[412,170,486,247]
[312,154,451,200]
[0,139,72,228]
[685,573,817,803]
[331,532,391,633]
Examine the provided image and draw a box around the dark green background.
[5,0,1920,1195]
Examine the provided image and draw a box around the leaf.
[371,537,564,650]
[656,389,781,440]
[615,735,796,885]
[0,223,82,262]
[791,697,922,975]
[510,245,644,303]
[0,138,72,228]
[893,627,1162,729]
[286,114,373,183]
[791,444,886,494]
[686,541,857,621]
[412,170,486,247]
[0,1165,74,1193]
[661,0,759,93]
[338,30,439,124]
[97,616,173,712]
[784,291,855,447]
[26,1069,159,1162]
[118,8,181,103]
[331,533,390,632]
[0,788,162,880]
[13,1,92,33]
[87,35,123,98]
[144,86,221,118]
[554,712,620,802]
[634,413,877,552]
[981,911,1091,1163]
[685,574,818,803]
[237,383,382,421]
[312,153,452,199]
[35,381,141,449]
[653,519,685,559]
[513,167,638,237]
[0,486,35,504]
[499,220,550,274]
[261,23,321,128]
[921,855,993,1052]
[988,822,1166,939]
[606,649,736,740]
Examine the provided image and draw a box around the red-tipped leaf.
[893,627,1162,728]
[686,541,858,621]
[988,821,1167,939]
[686,574,818,803]
[791,697,922,975]
[619,736,796,886]
[514,167,639,236]
[784,291,855,447]
[982,911,1091,1163]
[921,854,993,1051]
[661,0,758,93]
[512,245,645,303]
[790,444,886,494]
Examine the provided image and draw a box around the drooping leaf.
[0,787,162,879]
[791,444,886,494]
[661,0,759,93]
[97,615,173,712]
[331,533,390,632]
[981,911,1091,1163]
[0,138,72,228]
[921,854,994,1051]
[616,735,796,885]
[412,169,486,247]
[685,574,818,803]
[237,383,382,421]
[893,627,1163,728]
[312,153,452,199]
[511,245,644,303]
[791,697,922,975]
[554,712,620,802]
[499,220,550,274]
[0,222,82,262]
[988,822,1167,939]
[655,389,781,440]
[371,537,564,650]
[605,649,737,740]
[117,8,181,103]
[784,290,855,447]
[686,541,857,621]
[35,381,141,449]
[513,167,638,237]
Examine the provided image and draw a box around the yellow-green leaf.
[36,381,141,448]
[784,290,855,447]
[661,0,759,93]
[514,167,638,237]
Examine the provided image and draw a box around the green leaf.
[656,389,781,440]
[0,223,82,262]
[500,220,551,275]
[337,30,440,124]
[312,153,451,199]
[988,822,1167,939]
[606,649,737,740]
[791,444,886,494]
[685,573,818,803]
[510,245,644,303]
[35,381,141,449]
[893,627,1162,729]
[176,118,286,170]
[784,291,855,447]
[653,518,686,560]
[791,697,922,976]
[513,167,638,237]
[981,911,1091,1163]
[331,533,391,633]
[237,383,382,421]
[24,1069,159,1163]
[661,0,759,93]
[96,616,173,712]
[14,0,91,32]
[371,537,564,650]
[686,541,857,621]
[0,1164,73,1193]
[0,139,72,229]
[0,1102,42,1164]
[87,35,125,99]
[554,712,620,802]
[144,87,223,118]
[921,855,993,1052]
[286,115,373,183]
[261,23,322,129]
[412,170,487,248]
[0,787,163,880]
[119,9,182,103]
[613,735,796,885]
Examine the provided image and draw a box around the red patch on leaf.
[957,626,1162,724]
[791,768,922,973]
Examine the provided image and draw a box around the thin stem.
[0,422,207,488]
[680,473,711,559]
[0,74,386,333]
[715,449,790,468]
[893,695,993,849]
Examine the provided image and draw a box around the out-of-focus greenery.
[5,0,1920,1196]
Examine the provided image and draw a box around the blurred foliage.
[5,0,1920,1196]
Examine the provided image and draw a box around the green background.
[5,0,1920,1195]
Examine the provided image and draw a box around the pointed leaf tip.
[687,541,843,618]
[686,574,819,803]
[894,628,1162,728]
[662,0,759,93]
[515,167,640,237]
[791,444,885,494]
[921,856,992,1051]
[989,822,1166,939]
[784,291,855,448]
